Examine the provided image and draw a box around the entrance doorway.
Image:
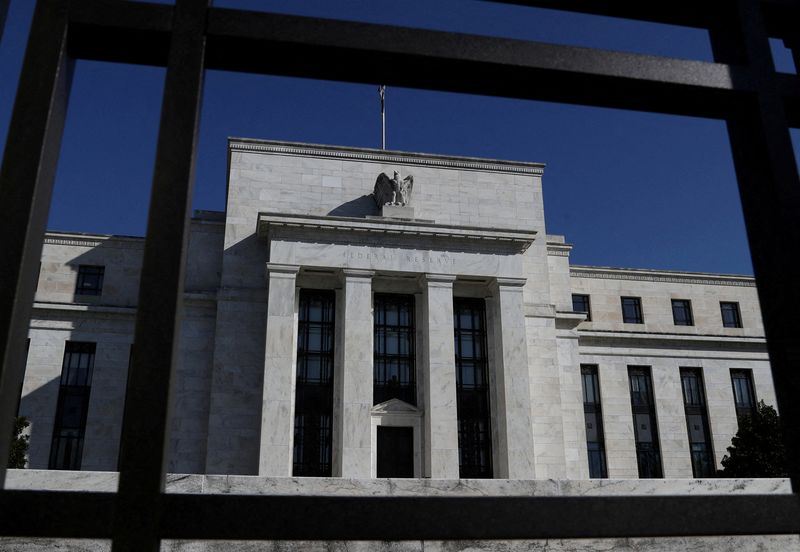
[377,426,414,478]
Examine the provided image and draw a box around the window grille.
[75,265,104,296]
[49,342,95,470]
[628,366,663,478]
[373,294,416,406]
[454,297,493,479]
[680,368,715,478]
[621,296,644,324]
[581,364,607,479]
[731,368,758,426]
[293,290,335,477]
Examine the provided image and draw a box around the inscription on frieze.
[343,250,455,266]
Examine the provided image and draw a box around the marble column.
[335,269,374,478]
[490,277,536,479]
[258,263,300,476]
[420,274,460,479]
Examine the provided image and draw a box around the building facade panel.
[14,141,778,494]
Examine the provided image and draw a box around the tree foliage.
[8,416,30,469]
[719,401,788,478]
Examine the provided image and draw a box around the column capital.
[340,268,375,281]
[421,273,457,287]
[265,263,300,277]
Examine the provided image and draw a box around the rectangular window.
[628,366,663,478]
[720,301,742,328]
[49,342,95,470]
[572,294,592,321]
[453,297,492,479]
[373,294,416,406]
[581,364,607,478]
[671,299,694,326]
[293,290,335,477]
[75,265,105,296]
[680,368,715,477]
[621,297,644,324]
[730,369,757,426]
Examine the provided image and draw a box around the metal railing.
[0,1,799,550]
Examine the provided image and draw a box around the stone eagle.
[373,171,413,207]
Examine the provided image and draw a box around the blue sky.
[1,0,798,275]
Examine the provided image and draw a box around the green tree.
[8,416,29,469]
[719,401,788,477]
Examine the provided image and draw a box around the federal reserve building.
[8,139,792,550]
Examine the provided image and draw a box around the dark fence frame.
[0,1,798,550]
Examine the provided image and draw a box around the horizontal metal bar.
[67,0,173,66]
[156,494,800,540]
[61,3,800,123]
[204,8,751,120]
[0,491,115,538]
[1,491,797,540]
[484,0,800,39]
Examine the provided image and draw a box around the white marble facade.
[15,140,775,486]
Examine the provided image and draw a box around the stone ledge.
[257,212,537,253]
[5,470,790,497]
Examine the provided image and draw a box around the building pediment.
[371,398,422,417]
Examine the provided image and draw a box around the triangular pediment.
[371,398,421,415]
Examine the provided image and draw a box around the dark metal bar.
[111,0,208,550]
[0,0,72,487]
[484,0,800,40]
[0,0,9,45]
[0,491,115,538]
[204,8,750,120]
[709,0,800,491]
[1,491,797,540]
[67,0,173,67]
[159,494,800,540]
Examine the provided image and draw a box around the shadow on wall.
[327,194,380,218]
[15,376,61,470]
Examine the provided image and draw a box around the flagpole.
[380,85,386,150]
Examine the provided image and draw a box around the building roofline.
[228,138,546,176]
[570,264,756,287]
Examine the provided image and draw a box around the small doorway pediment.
[371,398,422,416]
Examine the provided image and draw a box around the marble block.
[380,204,416,219]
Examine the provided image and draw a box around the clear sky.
[1,0,798,275]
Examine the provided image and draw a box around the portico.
[256,211,538,478]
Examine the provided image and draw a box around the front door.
[377,426,414,478]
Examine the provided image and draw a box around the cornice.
[44,232,145,250]
[570,265,756,287]
[230,139,545,176]
[578,328,767,348]
[258,212,537,253]
[547,244,572,257]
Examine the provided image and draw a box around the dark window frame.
[49,341,96,470]
[671,299,694,326]
[680,368,715,478]
[628,366,663,479]
[373,293,416,406]
[581,364,607,478]
[621,296,644,324]
[453,297,493,479]
[75,265,105,297]
[572,294,592,321]
[292,289,336,477]
[720,301,743,328]
[730,368,758,426]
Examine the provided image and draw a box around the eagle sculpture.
[373,171,414,207]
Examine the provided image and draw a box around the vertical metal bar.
[0,0,9,45]
[783,38,800,75]
[111,0,207,550]
[710,0,800,491]
[0,0,72,487]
